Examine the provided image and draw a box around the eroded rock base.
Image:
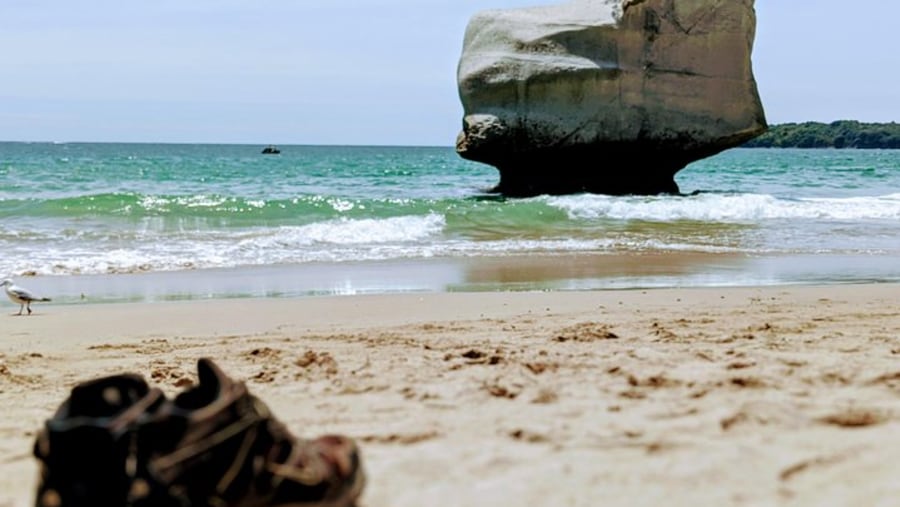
[477,145,696,197]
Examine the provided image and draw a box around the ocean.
[2,142,899,303]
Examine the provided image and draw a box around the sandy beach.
[1,284,898,506]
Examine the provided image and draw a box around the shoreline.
[2,284,899,506]
[7,251,900,306]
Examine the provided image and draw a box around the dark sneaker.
[131,358,365,507]
[33,373,166,507]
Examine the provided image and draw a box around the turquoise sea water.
[2,143,899,302]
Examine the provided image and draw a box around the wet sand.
[1,285,899,506]
[15,251,900,305]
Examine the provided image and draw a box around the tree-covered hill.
[743,121,900,148]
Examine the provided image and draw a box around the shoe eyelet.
[39,489,62,507]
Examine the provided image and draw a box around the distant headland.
[743,121,900,149]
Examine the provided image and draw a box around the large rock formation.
[456,0,767,196]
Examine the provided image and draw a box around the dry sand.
[1,285,898,506]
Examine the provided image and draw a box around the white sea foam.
[547,192,900,222]
[0,234,718,277]
[241,213,446,250]
[5,192,900,277]
[0,235,892,277]
[138,194,235,210]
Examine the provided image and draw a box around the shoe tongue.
[196,358,222,387]
[174,358,231,410]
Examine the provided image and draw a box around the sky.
[1,0,899,145]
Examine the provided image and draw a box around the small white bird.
[1,279,51,316]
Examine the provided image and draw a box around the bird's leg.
[17,305,23,316]
[27,303,32,315]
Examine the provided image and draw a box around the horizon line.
[0,140,457,149]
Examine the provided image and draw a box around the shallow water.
[2,143,899,301]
